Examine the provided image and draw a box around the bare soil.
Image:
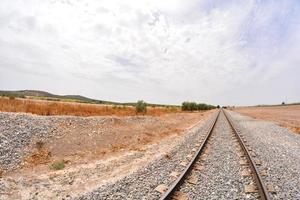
[2,110,215,199]
[32,111,213,165]
[233,105,300,134]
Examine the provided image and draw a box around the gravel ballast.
[228,110,300,199]
[178,111,257,200]
[1,109,299,200]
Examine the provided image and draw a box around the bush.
[9,96,15,100]
[135,100,147,114]
[36,141,44,150]
[182,102,216,111]
[50,161,65,170]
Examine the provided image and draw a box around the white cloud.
[0,0,299,105]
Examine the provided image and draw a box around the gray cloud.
[0,0,299,105]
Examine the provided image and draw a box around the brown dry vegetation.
[0,97,180,116]
[234,105,300,134]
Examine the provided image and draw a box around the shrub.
[9,96,15,100]
[135,100,147,114]
[182,102,216,111]
[36,141,44,150]
[50,161,65,170]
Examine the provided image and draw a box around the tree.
[182,102,216,111]
[136,100,147,114]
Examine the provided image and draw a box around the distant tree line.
[181,102,216,111]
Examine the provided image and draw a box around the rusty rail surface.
[159,110,220,200]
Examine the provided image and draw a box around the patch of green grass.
[50,161,65,170]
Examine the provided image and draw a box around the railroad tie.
[255,159,262,165]
[193,165,204,171]
[267,184,276,194]
[180,161,188,167]
[172,191,189,200]
[241,168,252,177]
[187,175,198,185]
[239,159,248,165]
[155,184,168,194]
[260,169,268,176]
[244,184,258,193]
[169,171,181,178]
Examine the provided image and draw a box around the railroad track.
[158,109,270,200]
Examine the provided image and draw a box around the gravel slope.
[228,110,300,199]
[75,112,219,200]
[0,113,59,170]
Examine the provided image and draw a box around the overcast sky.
[0,0,299,106]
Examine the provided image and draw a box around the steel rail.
[223,109,270,200]
[159,110,221,200]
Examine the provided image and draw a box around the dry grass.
[0,97,181,117]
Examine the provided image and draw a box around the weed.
[50,161,65,170]
[36,141,44,150]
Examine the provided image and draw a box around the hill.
[0,90,180,107]
[0,90,127,105]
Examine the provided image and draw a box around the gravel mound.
[0,112,59,170]
[0,112,155,171]
[0,112,109,171]
[228,110,300,199]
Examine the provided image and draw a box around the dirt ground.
[33,111,214,165]
[2,110,215,199]
[233,105,300,134]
